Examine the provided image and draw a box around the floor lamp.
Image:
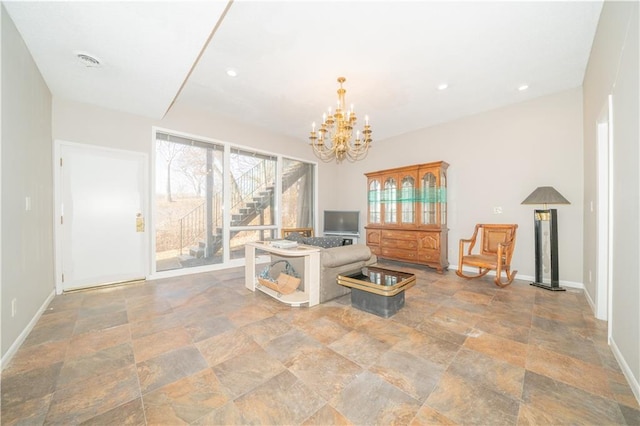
[521,186,570,291]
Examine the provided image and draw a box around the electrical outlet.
[493,206,503,214]
[11,298,17,317]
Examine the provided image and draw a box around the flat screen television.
[323,210,360,235]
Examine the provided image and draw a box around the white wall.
[1,5,55,359]
[327,88,584,285]
[583,0,639,400]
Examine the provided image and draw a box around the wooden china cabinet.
[365,161,449,272]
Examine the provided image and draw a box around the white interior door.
[57,142,148,292]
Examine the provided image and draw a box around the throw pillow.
[285,232,306,243]
[303,236,344,248]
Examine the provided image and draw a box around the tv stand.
[324,233,360,245]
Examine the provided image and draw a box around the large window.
[281,158,314,229]
[228,148,277,259]
[154,131,314,272]
[155,133,224,271]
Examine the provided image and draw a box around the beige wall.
[1,5,54,358]
[52,98,313,161]
[328,88,584,285]
[583,0,639,396]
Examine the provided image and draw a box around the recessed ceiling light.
[76,52,101,68]
[437,83,449,91]
[518,84,529,91]
[226,68,238,77]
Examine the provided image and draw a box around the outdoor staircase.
[188,187,274,258]
[180,161,308,262]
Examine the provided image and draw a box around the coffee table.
[337,266,416,317]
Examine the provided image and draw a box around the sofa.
[270,234,377,303]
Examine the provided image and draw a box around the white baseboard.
[452,265,584,289]
[610,336,640,406]
[1,290,55,371]
[583,285,597,314]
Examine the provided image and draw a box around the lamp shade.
[521,186,570,205]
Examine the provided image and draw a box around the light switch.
[25,196,31,211]
[493,206,502,214]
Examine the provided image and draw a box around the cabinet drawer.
[418,249,439,261]
[381,239,418,250]
[369,246,381,256]
[382,247,418,261]
[381,230,417,241]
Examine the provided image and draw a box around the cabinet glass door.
[400,176,415,224]
[368,180,381,224]
[384,178,397,224]
[421,172,437,225]
[440,170,447,225]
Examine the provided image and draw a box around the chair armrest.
[459,238,475,255]
[497,240,514,264]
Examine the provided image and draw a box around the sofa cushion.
[322,244,373,267]
[303,236,344,248]
[284,232,306,243]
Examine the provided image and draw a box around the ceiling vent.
[76,53,101,68]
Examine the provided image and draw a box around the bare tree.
[176,146,207,196]
[157,140,185,202]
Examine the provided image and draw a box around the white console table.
[244,241,321,307]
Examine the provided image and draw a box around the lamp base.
[530,282,566,291]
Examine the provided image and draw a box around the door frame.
[595,95,614,329]
[54,140,150,294]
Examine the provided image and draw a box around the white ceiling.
[4,0,603,142]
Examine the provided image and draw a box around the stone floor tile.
[136,346,208,394]
[79,397,146,426]
[2,265,637,426]
[446,348,525,400]
[234,370,326,425]
[142,368,229,424]
[463,329,528,367]
[332,371,422,425]
[521,370,626,424]
[195,328,261,367]
[57,342,135,389]
[526,346,614,398]
[45,365,140,424]
[425,371,520,425]
[212,347,286,398]
[132,325,192,362]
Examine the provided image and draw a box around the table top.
[246,240,321,256]
[337,266,416,296]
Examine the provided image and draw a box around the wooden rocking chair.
[456,224,518,287]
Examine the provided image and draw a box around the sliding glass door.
[228,148,277,259]
[154,131,315,273]
[281,158,314,229]
[155,133,224,271]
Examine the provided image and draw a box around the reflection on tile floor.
[2,261,639,425]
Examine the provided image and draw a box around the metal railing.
[177,160,307,255]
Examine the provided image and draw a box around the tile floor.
[2,261,639,425]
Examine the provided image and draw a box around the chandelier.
[308,77,372,162]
